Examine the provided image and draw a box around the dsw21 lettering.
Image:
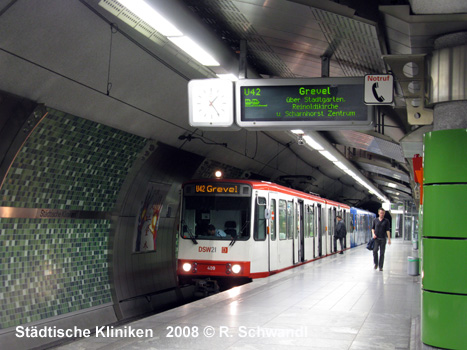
[199,246,216,253]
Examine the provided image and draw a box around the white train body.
[177,179,351,281]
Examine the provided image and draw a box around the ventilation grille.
[184,0,295,77]
[311,9,386,76]
[99,0,166,44]
[331,130,405,163]
[198,0,384,77]
[358,162,410,183]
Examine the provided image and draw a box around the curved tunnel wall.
[110,142,204,320]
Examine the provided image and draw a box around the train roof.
[183,179,350,209]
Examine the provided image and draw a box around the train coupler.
[193,278,220,298]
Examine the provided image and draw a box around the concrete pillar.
[421,32,467,350]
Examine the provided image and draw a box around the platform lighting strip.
[117,0,220,66]
[292,130,389,203]
[216,73,239,81]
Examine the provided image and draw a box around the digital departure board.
[235,78,374,130]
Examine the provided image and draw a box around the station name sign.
[235,77,373,130]
[0,206,110,219]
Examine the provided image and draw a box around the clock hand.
[211,104,220,116]
[209,98,220,116]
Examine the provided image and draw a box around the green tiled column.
[422,129,467,350]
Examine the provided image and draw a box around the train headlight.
[232,264,241,274]
[182,263,192,272]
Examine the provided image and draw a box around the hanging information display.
[235,77,373,130]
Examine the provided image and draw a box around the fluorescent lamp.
[355,177,367,185]
[388,183,397,188]
[216,73,238,81]
[319,150,337,162]
[118,0,183,37]
[334,161,349,171]
[303,136,323,150]
[168,36,220,66]
[291,129,304,134]
[346,170,358,178]
[115,1,221,67]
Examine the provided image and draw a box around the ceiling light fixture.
[117,0,183,37]
[114,0,219,66]
[168,36,220,66]
[302,135,324,151]
[290,131,389,203]
[216,73,238,81]
[319,150,338,162]
[334,161,349,172]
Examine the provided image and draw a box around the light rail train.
[177,179,374,285]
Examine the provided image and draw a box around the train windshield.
[181,184,251,241]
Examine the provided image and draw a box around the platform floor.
[54,239,422,350]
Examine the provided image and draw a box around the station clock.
[188,79,234,127]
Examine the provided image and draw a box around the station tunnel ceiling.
[0,0,466,207]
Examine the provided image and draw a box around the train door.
[304,203,315,260]
[253,194,269,273]
[309,204,316,259]
[317,204,322,256]
[268,195,278,272]
[322,206,328,255]
[329,208,336,254]
[293,200,304,264]
[299,200,305,262]
[343,209,349,249]
[293,200,298,264]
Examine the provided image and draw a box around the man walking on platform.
[372,208,391,271]
[335,215,346,254]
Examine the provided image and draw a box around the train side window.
[328,208,333,236]
[279,200,287,240]
[254,196,267,241]
[306,205,314,237]
[270,199,276,241]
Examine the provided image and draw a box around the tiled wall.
[0,218,111,329]
[0,108,147,329]
[0,108,147,211]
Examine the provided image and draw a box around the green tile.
[0,108,147,211]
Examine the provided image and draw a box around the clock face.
[188,79,234,127]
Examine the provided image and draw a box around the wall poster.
[134,182,167,252]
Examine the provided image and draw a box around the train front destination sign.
[235,77,374,130]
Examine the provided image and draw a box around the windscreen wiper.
[181,221,198,245]
[229,234,237,247]
[230,221,249,247]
